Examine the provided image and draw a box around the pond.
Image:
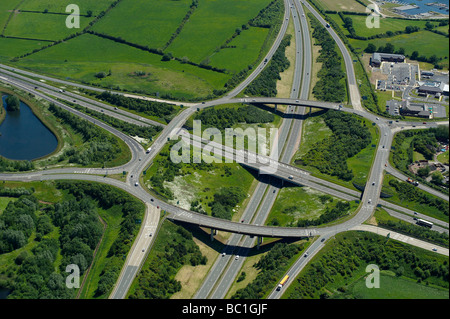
[0,95,58,161]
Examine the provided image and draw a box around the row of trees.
[378,219,449,248]
[244,35,291,97]
[162,0,199,50]
[49,103,122,166]
[192,105,274,131]
[95,91,178,123]
[129,222,207,299]
[298,110,371,181]
[249,0,284,28]
[296,201,351,227]
[73,104,162,140]
[309,14,346,103]
[232,243,304,299]
[0,157,34,172]
[388,179,449,217]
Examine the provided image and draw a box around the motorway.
[0,0,448,300]
[194,1,311,298]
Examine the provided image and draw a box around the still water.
[0,95,58,161]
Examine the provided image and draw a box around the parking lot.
[377,62,418,91]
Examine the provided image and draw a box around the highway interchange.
[0,0,449,300]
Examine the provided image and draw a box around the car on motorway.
[235,255,239,260]
[368,199,372,204]
[304,252,309,257]
[432,248,437,252]
[372,182,375,186]
[288,175,293,180]
[414,212,418,215]
[135,182,138,187]
[321,238,326,242]
[222,252,226,257]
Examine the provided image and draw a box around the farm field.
[92,0,192,50]
[0,0,282,100]
[0,37,46,60]
[15,33,229,99]
[4,11,91,41]
[210,27,270,73]
[165,0,272,64]
[18,0,116,15]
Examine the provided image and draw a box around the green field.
[210,26,270,72]
[283,231,449,299]
[4,11,91,41]
[18,0,116,15]
[0,197,15,213]
[266,186,357,227]
[0,37,46,61]
[349,31,449,68]
[0,0,280,100]
[348,272,449,299]
[330,13,442,38]
[165,0,272,64]
[15,33,229,99]
[92,0,192,50]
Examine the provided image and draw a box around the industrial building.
[370,52,406,67]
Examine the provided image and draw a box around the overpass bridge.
[227,97,341,111]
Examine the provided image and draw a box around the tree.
[431,171,444,185]
[161,52,173,61]
[425,21,434,31]
[5,95,20,112]
[417,166,430,178]
[384,43,395,54]
[411,51,419,60]
[364,43,376,54]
